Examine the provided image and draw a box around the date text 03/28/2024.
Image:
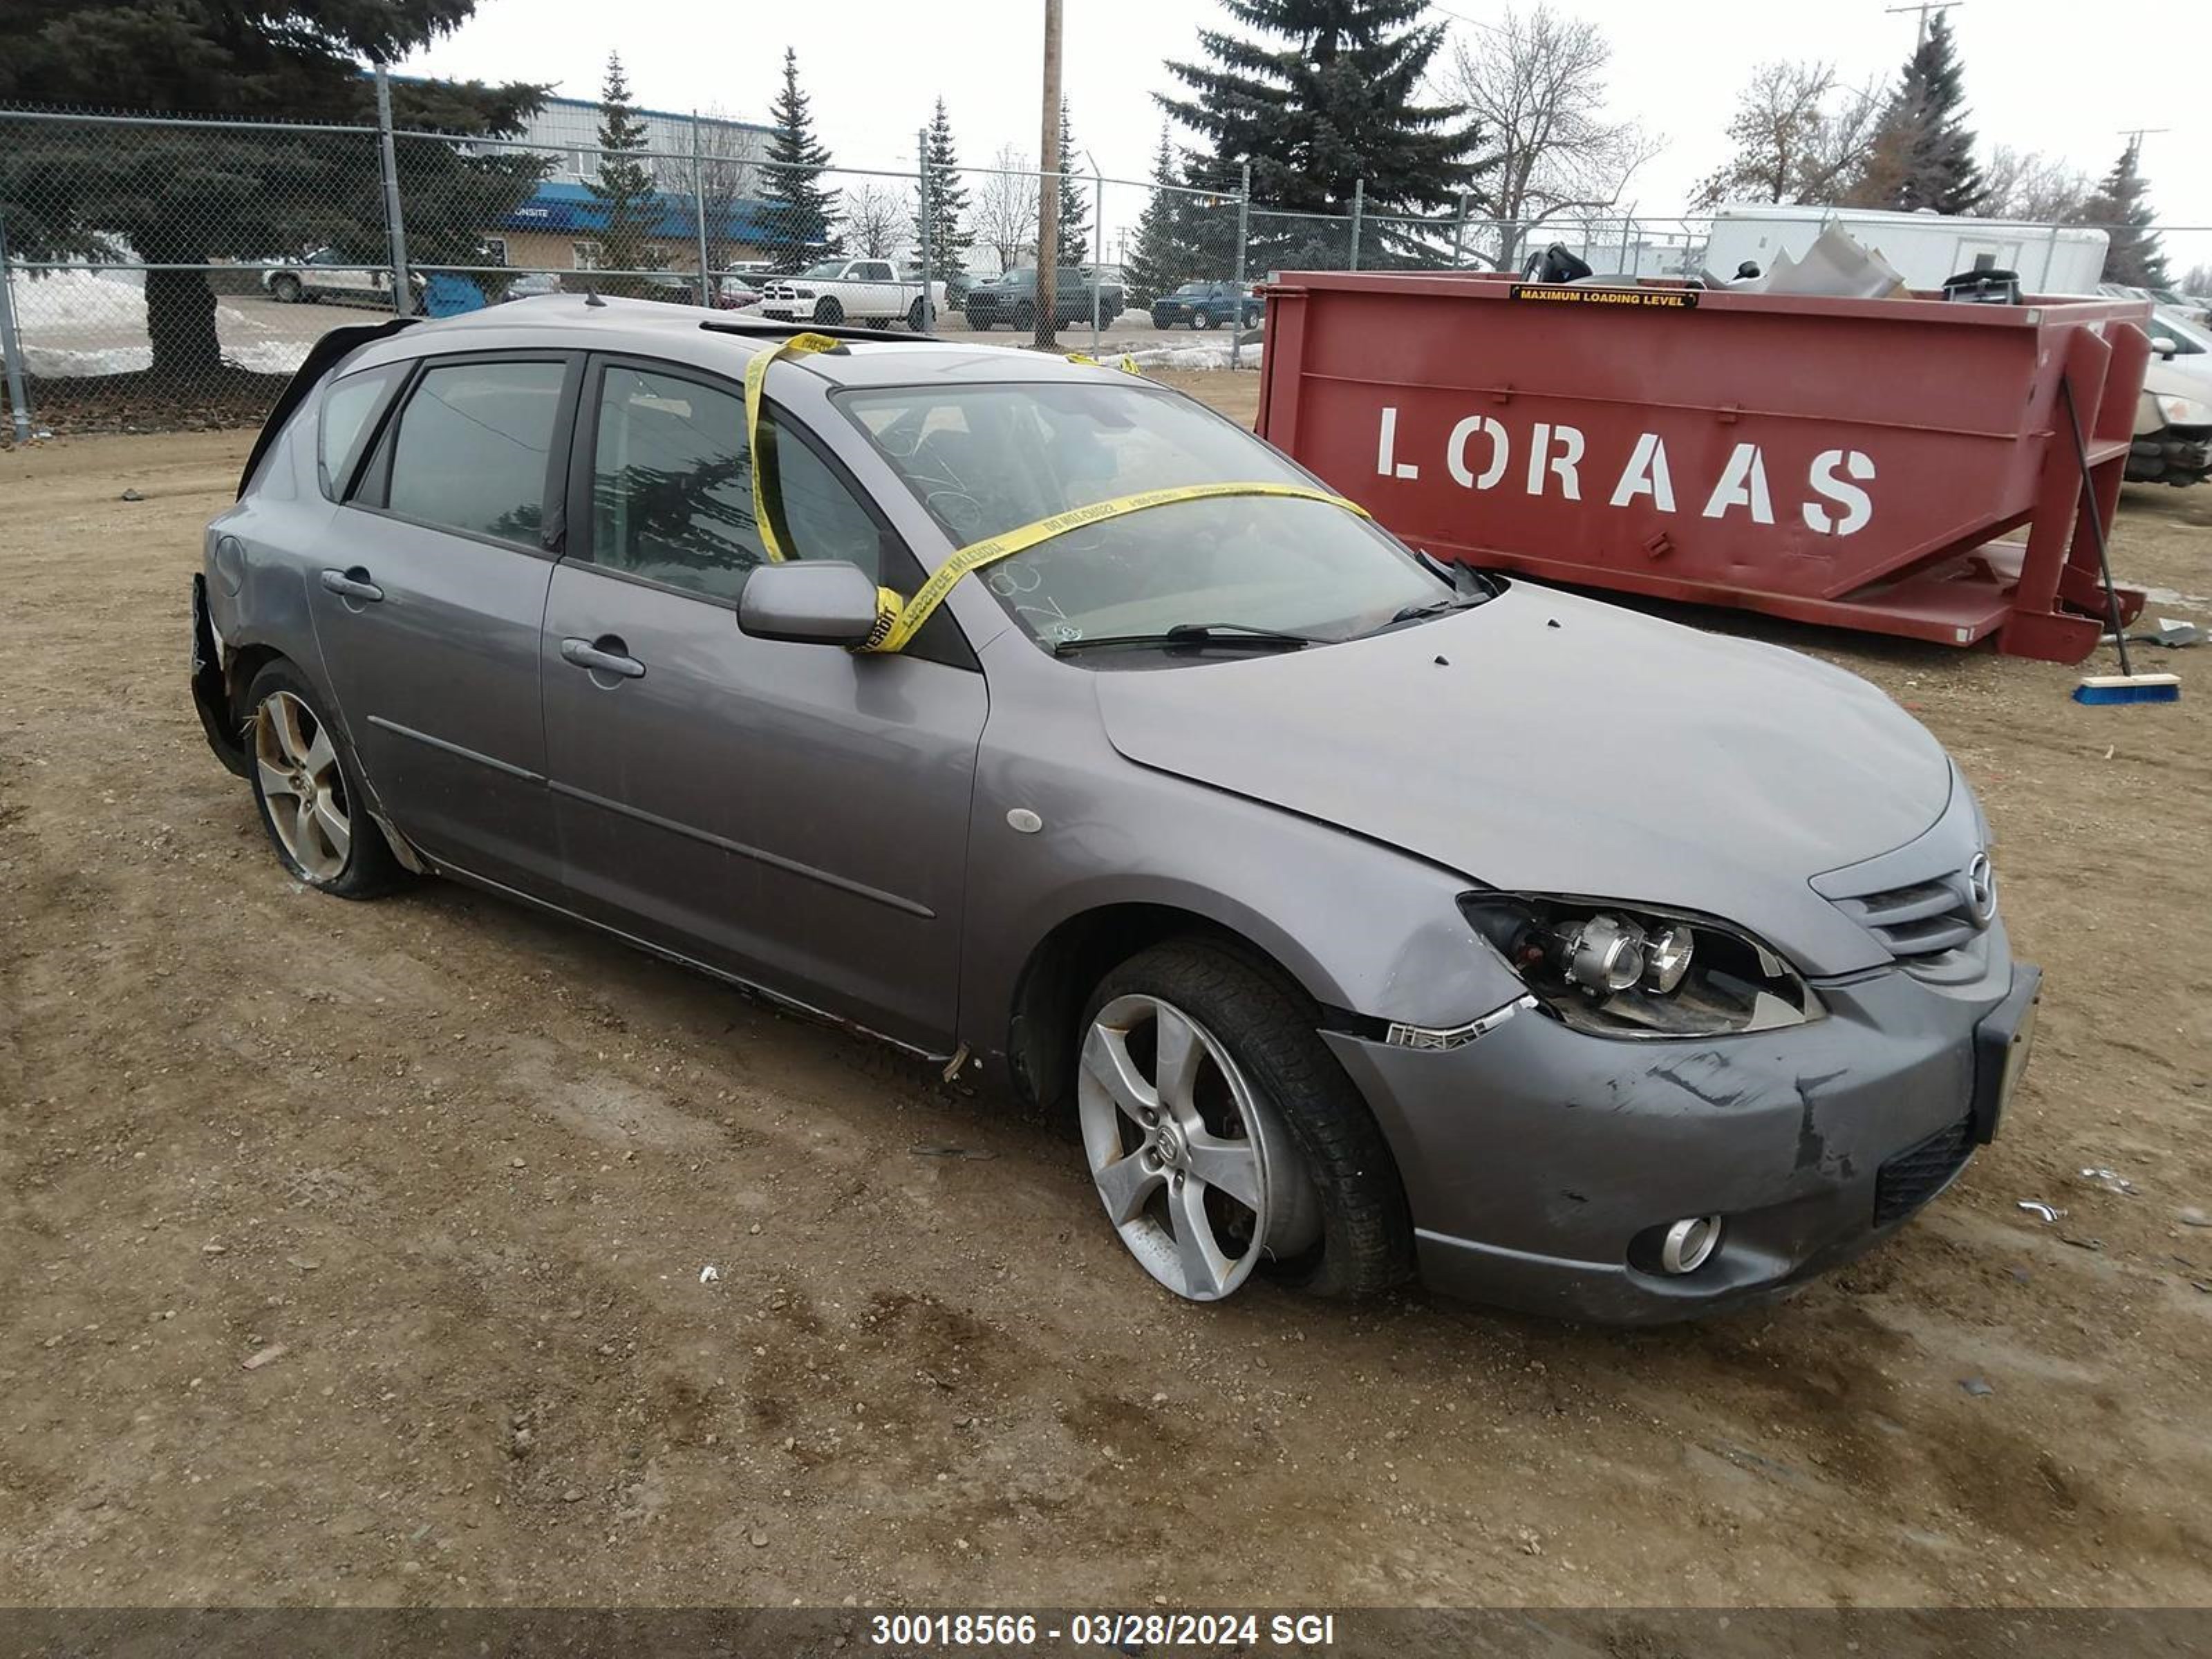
[869,1612,1338,1647]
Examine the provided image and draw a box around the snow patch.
[8,266,312,377]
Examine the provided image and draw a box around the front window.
[841,381,1449,653]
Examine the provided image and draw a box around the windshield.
[1174,283,1210,297]
[841,381,1450,653]
[797,259,848,279]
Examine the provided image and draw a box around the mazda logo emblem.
[1966,852,1997,926]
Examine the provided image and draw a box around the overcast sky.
[399,0,2211,273]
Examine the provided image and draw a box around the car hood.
[1089,583,1955,975]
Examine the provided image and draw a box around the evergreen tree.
[2075,140,2168,288]
[912,98,973,284]
[1159,0,1485,224]
[0,0,543,377]
[1056,99,1091,265]
[1124,126,1203,304]
[762,47,841,273]
[1847,12,1984,214]
[587,53,666,292]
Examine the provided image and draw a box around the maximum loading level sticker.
[1508,283,1698,310]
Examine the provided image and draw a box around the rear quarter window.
[318,364,406,501]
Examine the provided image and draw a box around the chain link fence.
[8,95,2212,442]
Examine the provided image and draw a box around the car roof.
[343,293,1137,389]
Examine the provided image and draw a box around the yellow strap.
[861,482,1370,655]
[744,332,845,563]
[1064,350,1144,375]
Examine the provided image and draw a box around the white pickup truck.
[756,258,947,330]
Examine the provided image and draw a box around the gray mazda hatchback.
[193,295,2040,1322]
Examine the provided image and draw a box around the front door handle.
[560,636,646,679]
[319,567,383,603]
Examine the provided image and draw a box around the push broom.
[2061,378,2180,705]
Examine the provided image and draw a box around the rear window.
[384,359,565,545]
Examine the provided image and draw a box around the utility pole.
[1883,0,1960,51]
[1033,0,1062,350]
[2117,126,2169,156]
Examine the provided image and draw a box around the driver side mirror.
[738,561,884,647]
[2152,335,2180,360]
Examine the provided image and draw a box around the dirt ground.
[3,388,2210,1613]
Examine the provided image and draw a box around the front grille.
[1873,1116,1974,1226]
[1828,875,1981,957]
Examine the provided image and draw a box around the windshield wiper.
[1053,621,1315,656]
[1377,588,1496,630]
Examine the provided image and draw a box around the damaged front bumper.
[1324,930,2036,1324]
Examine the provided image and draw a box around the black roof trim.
[238,315,421,498]
[697,318,940,347]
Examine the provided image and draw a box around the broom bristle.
[2073,673,2182,705]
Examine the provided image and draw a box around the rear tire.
[908,298,927,330]
[244,661,404,901]
[814,297,844,325]
[1078,939,1412,1302]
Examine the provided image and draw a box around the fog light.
[1660,1215,1723,1275]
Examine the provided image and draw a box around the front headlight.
[1461,894,1823,1038]
[793,287,816,299]
[2156,393,2212,427]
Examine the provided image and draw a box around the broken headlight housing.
[1460,894,1823,1039]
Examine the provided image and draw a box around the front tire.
[245,662,404,900]
[814,297,844,325]
[1077,940,1412,1302]
[1192,307,1215,330]
[270,273,303,303]
[1012,300,1035,331]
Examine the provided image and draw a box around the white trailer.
[1703,203,2109,295]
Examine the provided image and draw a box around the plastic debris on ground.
[2016,1200,2064,1223]
[2079,1167,2141,1197]
[698,1264,720,1284]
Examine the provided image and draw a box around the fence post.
[1349,178,1364,272]
[1450,189,1468,270]
[915,127,934,332]
[1089,162,1103,356]
[1230,160,1251,370]
[0,203,32,444]
[691,111,713,306]
[373,68,411,316]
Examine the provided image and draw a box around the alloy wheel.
[254,690,353,882]
[1078,993,1320,1301]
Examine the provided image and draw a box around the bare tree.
[655,105,762,278]
[1447,3,1659,273]
[1980,145,2093,222]
[842,183,904,260]
[1691,61,1881,210]
[972,144,1040,274]
[2184,263,2212,296]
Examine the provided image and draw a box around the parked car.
[757,258,946,330]
[962,266,1124,330]
[263,248,423,310]
[1151,280,1261,331]
[495,271,565,303]
[716,273,764,311]
[2130,310,2212,486]
[192,298,2037,1324]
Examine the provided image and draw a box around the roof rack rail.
[698,317,939,345]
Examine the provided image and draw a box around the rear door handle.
[319,568,383,603]
[560,636,646,679]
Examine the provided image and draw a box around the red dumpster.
[1254,271,2151,662]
